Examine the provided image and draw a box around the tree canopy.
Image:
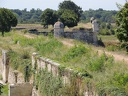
[12,8,42,23]
[40,8,58,28]
[81,8,117,23]
[60,9,78,27]
[58,0,83,27]
[0,8,17,36]
[59,0,82,20]
[115,2,128,42]
[11,8,117,26]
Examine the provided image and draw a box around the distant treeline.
[11,8,43,24]
[11,8,117,24]
[81,8,117,23]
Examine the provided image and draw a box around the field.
[0,23,128,95]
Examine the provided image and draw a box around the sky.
[0,0,126,11]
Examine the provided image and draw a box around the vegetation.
[0,30,128,95]
[40,8,58,28]
[59,9,79,27]
[0,1,128,94]
[11,7,117,27]
[0,84,8,96]
[81,8,117,23]
[0,8,17,36]
[58,0,82,27]
[115,2,128,42]
[12,8,42,24]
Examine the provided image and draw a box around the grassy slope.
[0,24,128,95]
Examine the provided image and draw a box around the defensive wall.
[0,49,97,96]
[29,18,99,45]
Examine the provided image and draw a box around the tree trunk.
[2,31,4,37]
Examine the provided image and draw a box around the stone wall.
[1,50,33,96]
[2,50,9,83]
[64,29,94,44]
[9,83,33,96]
[32,53,97,96]
[29,29,96,45]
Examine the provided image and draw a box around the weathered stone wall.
[64,30,94,44]
[2,50,9,83]
[9,83,33,96]
[29,30,96,45]
[32,53,97,96]
[1,49,33,96]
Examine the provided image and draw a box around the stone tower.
[54,20,64,38]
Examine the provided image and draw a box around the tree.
[58,0,82,27]
[40,8,58,28]
[59,0,82,21]
[12,8,43,24]
[60,9,78,27]
[115,2,128,42]
[0,8,17,36]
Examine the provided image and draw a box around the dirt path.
[60,39,74,47]
[97,50,128,63]
[60,39,128,64]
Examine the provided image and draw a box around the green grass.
[1,85,8,96]
[0,29,128,95]
[98,35,118,42]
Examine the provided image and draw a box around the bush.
[62,45,87,62]
[34,38,63,56]
[99,29,111,35]
[88,53,110,72]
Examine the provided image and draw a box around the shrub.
[62,45,87,62]
[88,53,108,72]
[34,38,63,56]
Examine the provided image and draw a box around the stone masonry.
[54,19,99,45]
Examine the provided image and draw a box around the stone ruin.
[0,49,98,96]
[28,18,99,45]
[2,50,9,83]
[32,52,97,96]
[1,50,33,96]
[54,17,99,45]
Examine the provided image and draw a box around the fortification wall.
[9,83,33,96]
[1,50,9,83]
[64,30,94,44]
[1,50,33,96]
[29,29,96,44]
[32,53,97,96]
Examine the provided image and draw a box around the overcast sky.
[0,0,126,11]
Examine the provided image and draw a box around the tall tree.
[0,8,17,36]
[115,2,128,42]
[60,9,78,27]
[59,0,82,21]
[40,8,58,28]
[58,0,83,27]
